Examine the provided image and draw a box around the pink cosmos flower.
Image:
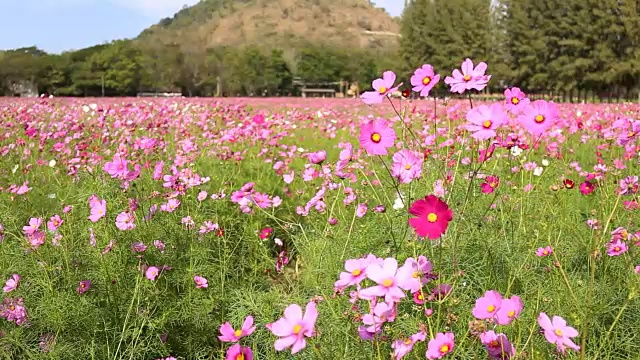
[479,331,516,359]
[464,103,508,140]
[518,100,559,136]
[225,344,253,360]
[47,215,63,232]
[503,87,530,113]
[426,332,455,359]
[579,181,596,195]
[103,154,129,179]
[115,211,136,230]
[411,64,440,97]
[219,316,257,342]
[23,217,42,236]
[361,301,396,333]
[392,331,426,360]
[194,276,208,289]
[444,58,491,94]
[307,150,326,164]
[356,203,368,218]
[606,239,628,256]
[391,149,423,184]
[495,295,523,325]
[537,312,580,354]
[3,274,20,293]
[77,280,91,294]
[619,176,638,195]
[359,118,396,156]
[266,301,318,354]
[334,256,375,291]
[88,199,107,223]
[145,266,160,281]
[361,71,402,104]
[536,246,553,257]
[359,258,407,303]
[472,290,502,320]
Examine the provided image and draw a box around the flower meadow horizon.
[0,57,638,359]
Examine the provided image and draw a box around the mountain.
[138,0,400,51]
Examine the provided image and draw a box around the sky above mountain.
[0,0,403,53]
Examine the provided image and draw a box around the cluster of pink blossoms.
[230,182,282,214]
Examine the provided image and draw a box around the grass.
[0,97,638,359]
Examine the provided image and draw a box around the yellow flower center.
[371,132,382,143]
[482,120,492,129]
[382,279,393,287]
[439,344,450,353]
[80,283,86,288]
[427,213,438,223]
[621,230,628,238]
[511,97,520,105]
[422,77,431,85]
[554,329,563,337]
[489,340,499,348]
[351,269,362,276]
[614,246,621,252]
[404,338,412,344]
[379,86,387,94]
[628,131,636,138]
[534,115,545,123]
[508,310,515,317]
[412,271,420,278]
[293,324,302,334]
[543,250,549,255]
[463,75,471,82]
[234,329,242,337]
[9,305,15,311]
[404,164,412,170]
[487,305,496,313]
[417,293,424,300]
[236,354,244,360]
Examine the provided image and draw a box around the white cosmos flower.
[510,146,523,157]
[542,159,550,167]
[533,167,544,176]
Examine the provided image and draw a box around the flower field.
[0,60,639,359]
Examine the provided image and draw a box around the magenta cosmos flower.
[480,176,500,194]
[504,87,530,113]
[464,103,508,140]
[391,149,423,184]
[537,312,580,354]
[411,64,440,97]
[219,316,256,342]
[479,331,516,359]
[267,301,318,354]
[426,332,455,359]
[359,118,396,156]
[444,58,491,94]
[361,71,402,104]
[518,100,559,136]
[408,195,453,240]
[225,344,253,360]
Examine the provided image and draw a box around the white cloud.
[109,0,200,17]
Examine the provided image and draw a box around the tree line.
[3,0,640,98]
[0,40,393,97]
[401,0,640,99]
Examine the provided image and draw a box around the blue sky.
[0,0,404,54]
